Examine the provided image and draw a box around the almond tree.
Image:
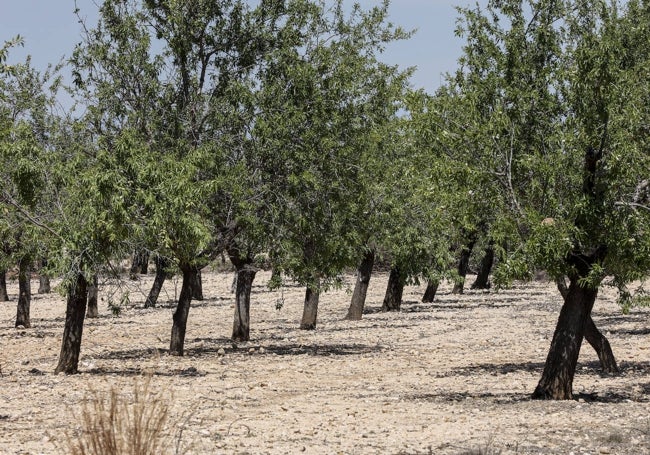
[0,41,63,329]
[450,0,650,399]
[254,0,411,329]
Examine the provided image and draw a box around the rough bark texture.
[300,285,320,330]
[532,276,598,399]
[169,265,197,356]
[556,276,618,374]
[345,250,375,320]
[15,259,31,328]
[584,315,619,374]
[452,239,476,294]
[37,259,51,294]
[231,267,256,341]
[129,249,149,278]
[38,274,51,294]
[54,272,89,374]
[86,274,99,319]
[0,270,8,301]
[230,272,238,294]
[471,244,494,290]
[382,267,404,312]
[422,280,439,303]
[192,268,204,301]
[145,256,169,308]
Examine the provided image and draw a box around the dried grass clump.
[65,376,181,455]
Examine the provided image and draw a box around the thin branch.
[0,192,64,241]
[614,201,650,213]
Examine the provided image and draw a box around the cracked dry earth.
[1,269,650,454]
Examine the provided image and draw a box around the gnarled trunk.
[129,249,149,277]
[192,268,204,300]
[452,238,476,294]
[0,270,8,301]
[231,266,256,341]
[382,267,404,312]
[86,274,99,318]
[584,315,619,374]
[169,265,197,356]
[533,276,598,399]
[228,244,259,341]
[471,244,494,290]
[54,272,89,374]
[300,285,320,330]
[16,258,31,328]
[556,275,617,374]
[38,259,51,294]
[422,280,439,303]
[145,255,169,308]
[38,275,51,294]
[345,250,375,320]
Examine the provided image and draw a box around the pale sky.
[1,0,485,97]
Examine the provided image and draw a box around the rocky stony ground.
[1,270,649,454]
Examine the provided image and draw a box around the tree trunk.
[584,315,619,374]
[231,266,257,341]
[169,265,196,356]
[270,268,281,287]
[300,285,320,330]
[422,280,439,303]
[471,244,494,290]
[452,238,476,294]
[345,250,375,320]
[192,268,204,301]
[145,256,168,308]
[38,259,51,294]
[16,259,31,328]
[86,274,99,318]
[54,272,89,374]
[382,267,404,312]
[556,275,617,373]
[0,270,8,301]
[532,276,598,400]
[129,249,149,278]
[38,274,51,294]
[230,272,238,293]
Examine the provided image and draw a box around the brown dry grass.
[63,375,184,455]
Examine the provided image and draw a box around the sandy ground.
[1,269,650,455]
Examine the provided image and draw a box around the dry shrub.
[65,375,183,455]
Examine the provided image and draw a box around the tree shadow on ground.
[92,341,380,362]
[445,360,650,379]
[93,346,167,360]
[608,327,650,336]
[84,366,207,377]
[144,297,231,310]
[436,361,546,378]
[319,322,424,333]
[406,390,532,404]
[402,301,513,311]
[246,343,381,357]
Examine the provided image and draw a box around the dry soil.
[1,269,650,454]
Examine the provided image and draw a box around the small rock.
[218,348,226,356]
[16,325,25,330]
[248,348,255,354]
[259,347,266,354]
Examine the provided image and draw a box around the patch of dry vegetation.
[63,375,186,455]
